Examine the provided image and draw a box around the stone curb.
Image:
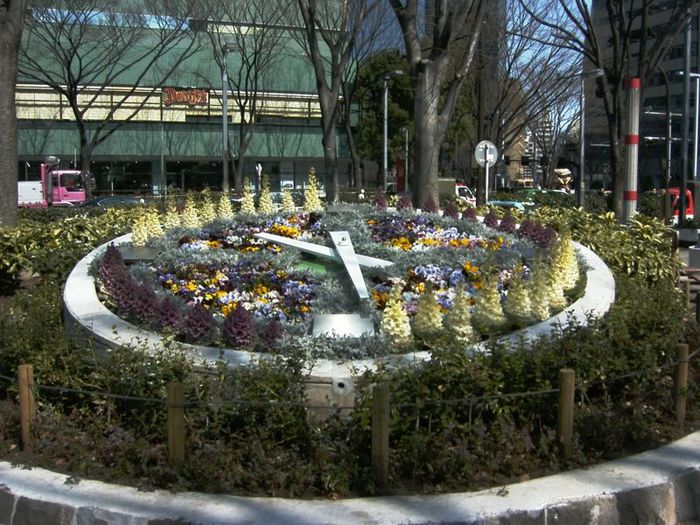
[1,429,700,524]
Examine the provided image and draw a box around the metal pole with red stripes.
[623,77,640,224]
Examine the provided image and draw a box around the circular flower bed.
[94,204,582,360]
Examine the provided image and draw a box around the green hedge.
[0,204,692,497]
[0,208,140,293]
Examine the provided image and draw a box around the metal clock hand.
[254,231,394,337]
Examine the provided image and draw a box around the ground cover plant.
[93,200,581,359]
[0,200,695,498]
[0,207,139,295]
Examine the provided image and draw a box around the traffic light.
[521,155,530,166]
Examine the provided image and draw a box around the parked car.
[455,184,477,206]
[486,200,528,212]
[80,196,146,207]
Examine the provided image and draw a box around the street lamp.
[644,108,682,203]
[678,70,700,183]
[579,68,604,208]
[221,42,237,194]
[383,70,404,192]
[402,126,409,192]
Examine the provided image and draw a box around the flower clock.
[96,206,581,360]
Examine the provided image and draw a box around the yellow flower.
[449,238,470,248]
[269,223,301,238]
[186,282,197,292]
[371,289,389,308]
[391,237,412,250]
[463,262,479,274]
[221,303,235,316]
[419,238,442,247]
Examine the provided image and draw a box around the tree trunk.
[0,1,25,227]
[232,157,243,193]
[412,66,442,209]
[320,99,339,202]
[611,137,624,219]
[345,119,361,188]
[80,141,95,199]
[0,52,19,226]
[321,120,339,202]
[605,88,624,219]
[234,123,253,193]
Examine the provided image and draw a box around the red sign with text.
[162,87,209,107]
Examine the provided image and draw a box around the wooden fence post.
[167,382,185,468]
[18,364,36,452]
[371,383,390,493]
[671,229,679,257]
[557,368,575,460]
[674,344,690,429]
[682,278,691,309]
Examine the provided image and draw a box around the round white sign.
[475,140,498,168]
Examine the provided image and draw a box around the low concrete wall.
[2,429,700,524]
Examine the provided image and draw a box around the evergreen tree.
[303,167,324,212]
[181,192,201,229]
[281,188,296,213]
[199,188,217,224]
[240,177,256,215]
[162,203,181,230]
[258,174,275,214]
[217,192,235,221]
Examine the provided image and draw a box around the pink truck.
[18,157,93,207]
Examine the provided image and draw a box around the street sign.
[475,140,498,168]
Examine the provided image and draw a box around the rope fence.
[1,342,693,493]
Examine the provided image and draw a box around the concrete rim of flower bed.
[2,427,699,524]
[63,234,614,382]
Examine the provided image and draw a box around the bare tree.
[20,0,201,194]
[530,98,580,189]
[340,7,395,189]
[206,0,293,193]
[481,0,578,185]
[295,0,381,203]
[388,0,485,208]
[0,0,27,227]
[519,0,699,219]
